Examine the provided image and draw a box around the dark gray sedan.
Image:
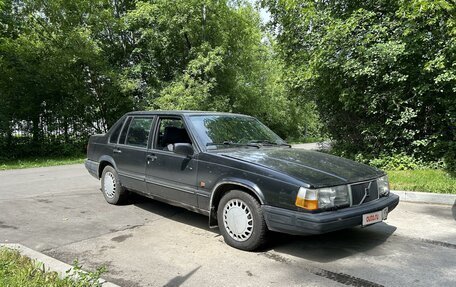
[85,111,399,250]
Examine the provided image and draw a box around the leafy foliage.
[2,0,453,169]
[263,0,455,168]
[0,247,106,287]
[0,0,319,159]
[358,153,444,171]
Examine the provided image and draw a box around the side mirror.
[173,143,194,157]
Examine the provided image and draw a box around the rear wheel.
[101,165,128,204]
[217,190,268,251]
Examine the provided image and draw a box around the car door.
[114,116,155,193]
[146,116,198,207]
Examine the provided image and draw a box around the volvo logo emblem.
[364,181,372,197]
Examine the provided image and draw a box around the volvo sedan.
[85,111,399,250]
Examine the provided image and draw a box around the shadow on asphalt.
[127,193,219,235]
[266,224,397,263]
[127,193,397,263]
[163,266,201,287]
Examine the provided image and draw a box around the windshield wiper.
[206,141,260,149]
[248,140,291,147]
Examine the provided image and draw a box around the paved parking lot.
[1,164,455,287]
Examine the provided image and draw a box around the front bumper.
[262,193,399,236]
[84,159,99,179]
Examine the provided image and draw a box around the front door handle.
[113,148,122,154]
[146,154,157,164]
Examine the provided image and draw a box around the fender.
[98,155,118,177]
[208,178,266,228]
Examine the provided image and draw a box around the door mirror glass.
[173,143,194,156]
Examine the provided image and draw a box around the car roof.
[125,110,252,117]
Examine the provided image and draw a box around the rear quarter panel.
[87,134,109,162]
[87,116,126,163]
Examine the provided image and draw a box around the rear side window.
[108,121,123,144]
[125,117,154,148]
[118,117,132,144]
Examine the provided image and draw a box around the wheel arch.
[98,155,118,178]
[208,179,265,227]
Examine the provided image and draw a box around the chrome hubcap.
[223,199,253,242]
[103,172,116,199]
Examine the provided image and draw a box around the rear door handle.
[113,148,122,154]
[146,154,157,164]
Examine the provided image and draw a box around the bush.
[0,135,87,160]
[265,0,455,167]
[368,154,423,170]
[350,153,445,171]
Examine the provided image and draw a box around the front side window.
[125,117,154,148]
[188,115,285,148]
[155,118,192,151]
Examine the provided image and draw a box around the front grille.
[350,180,379,205]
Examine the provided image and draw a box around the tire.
[100,165,128,205]
[217,190,268,251]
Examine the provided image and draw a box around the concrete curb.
[392,190,456,205]
[0,243,119,287]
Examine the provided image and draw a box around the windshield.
[188,115,286,149]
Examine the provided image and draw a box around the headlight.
[295,185,350,210]
[377,175,390,196]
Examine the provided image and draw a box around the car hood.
[218,148,383,188]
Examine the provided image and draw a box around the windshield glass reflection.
[188,115,286,149]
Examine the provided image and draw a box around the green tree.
[124,0,315,138]
[264,0,455,165]
[0,0,319,159]
[0,0,135,157]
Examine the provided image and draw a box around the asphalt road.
[1,164,455,287]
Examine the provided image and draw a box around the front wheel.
[217,190,268,251]
[100,165,128,205]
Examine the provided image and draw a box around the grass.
[0,247,105,287]
[0,155,85,170]
[387,169,456,194]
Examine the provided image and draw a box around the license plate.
[362,207,388,226]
